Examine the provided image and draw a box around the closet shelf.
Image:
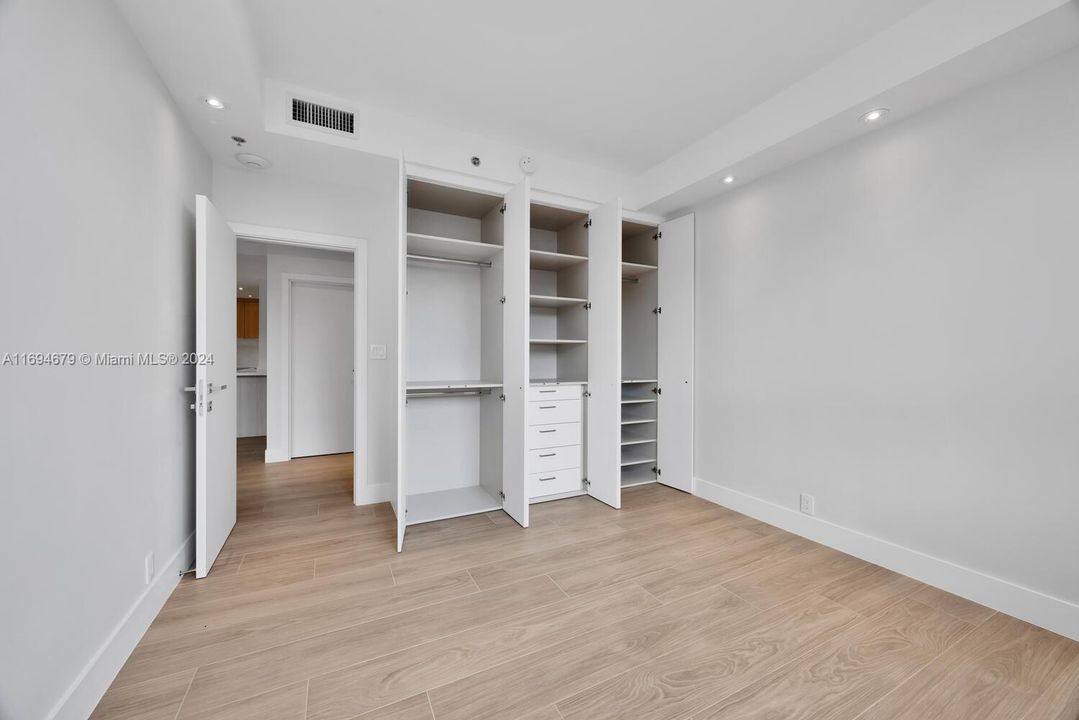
[621,398,657,404]
[621,418,657,426]
[621,476,658,488]
[621,261,658,279]
[620,455,657,468]
[529,294,588,308]
[406,380,502,391]
[621,437,657,447]
[622,378,658,384]
[530,249,588,271]
[407,232,503,263]
[530,338,587,345]
[405,486,502,526]
[531,378,587,386]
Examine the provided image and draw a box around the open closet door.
[395,156,407,551]
[586,197,622,508]
[657,213,694,493]
[194,195,238,578]
[501,179,530,526]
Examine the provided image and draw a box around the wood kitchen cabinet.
[237,298,259,339]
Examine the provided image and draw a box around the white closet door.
[501,179,530,527]
[586,197,622,508]
[395,156,407,551]
[657,213,694,493]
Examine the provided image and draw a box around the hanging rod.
[407,253,491,268]
[406,389,492,400]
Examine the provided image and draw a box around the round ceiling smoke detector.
[235,153,271,170]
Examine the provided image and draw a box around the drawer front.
[528,467,582,498]
[528,399,581,426]
[527,445,583,474]
[527,422,582,450]
[528,384,581,402]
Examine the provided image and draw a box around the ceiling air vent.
[291,98,354,134]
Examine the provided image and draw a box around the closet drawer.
[528,399,581,426]
[527,421,582,450]
[528,385,581,402]
[527,445,582,474]
[528,467,582,498]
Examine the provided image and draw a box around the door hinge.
[652,467,661,476]
[582,478,591,487]
[500,203,507,214]
[653,231,662,240]
[653,306,662,315]
[499,296,506,304]
[584,301,592,310]
[583,390,592,398]
[584,218,592,228]
[499,491,506,500]
[652,386,662,395]
[499,393,506,402]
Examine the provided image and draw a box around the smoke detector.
[235,153,271,170]
[519,155,537,174]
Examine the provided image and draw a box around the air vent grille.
[291,98,354,134]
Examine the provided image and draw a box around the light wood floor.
[93,437,1079,720]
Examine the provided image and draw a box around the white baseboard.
[49,534,194,720]
[694,477,1079,642]
[355,481,393,505]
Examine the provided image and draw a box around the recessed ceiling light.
[723,175,735,184]
[238,287,243,291]
[204,96,226,110]
[861,107,890,124]
[236,153,271,170]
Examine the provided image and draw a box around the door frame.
[230,222,370,506]
[283,273,354,459]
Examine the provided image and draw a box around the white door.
[586,198,622,508]
[395,155,407,551]
[657,213,694,492]
[290,281,354,457]
[501,178,530,527]
[194,195,237,578]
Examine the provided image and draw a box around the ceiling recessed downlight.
[235,153,271,170]
[723,175,735,184]
[861,107,890,124]
[204,96,227,110]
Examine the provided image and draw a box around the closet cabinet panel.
[586,198,623,509]
[656,213,694,493]
[395,156,407,551]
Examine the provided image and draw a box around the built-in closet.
[394,168,693,551]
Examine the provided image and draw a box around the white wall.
[213,159,399,499]
[261,245,355,460]
[0,1,212,718]
[693,47,1079,636]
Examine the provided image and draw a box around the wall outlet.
[144,552,155,585]
[369,344,387,360]
[799,493,815,516]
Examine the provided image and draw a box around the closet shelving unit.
[400,179,513,528]
[620,219,662,488]
[528,203,591,385]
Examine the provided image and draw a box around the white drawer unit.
[527,445,582,474]
[527,421,582,450]
[528,384,582,402]
[528,398,582,426]
[528,467,582,498]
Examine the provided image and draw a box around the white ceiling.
[245,0,932,173]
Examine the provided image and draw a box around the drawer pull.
[539,476,557,481]
[539,429,557,433]
[539,452,556,457]
[538,405,556,409]
[539,389,557,393]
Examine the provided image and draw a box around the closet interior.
[621,219,660,488]
[403,180,507,525]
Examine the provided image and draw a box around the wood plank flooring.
[92,437,1079,720]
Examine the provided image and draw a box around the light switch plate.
[369,344,387,360]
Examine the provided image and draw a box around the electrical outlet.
[800,493,815,516]
[369,344,387,360]
[144,552,155,585]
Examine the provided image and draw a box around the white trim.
[230,222,362,251]
[48,534,194,720]
[693,476,1079,641]
[282,273,355,460]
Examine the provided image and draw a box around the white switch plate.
[800,493,815,516]
[144,552,155,585]
[369,344,387,360]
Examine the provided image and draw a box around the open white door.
[501,179,530,527]
[395,157,407,551]
[657,213,694,492]
[194,195,237,578]
[586,198,622,508]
